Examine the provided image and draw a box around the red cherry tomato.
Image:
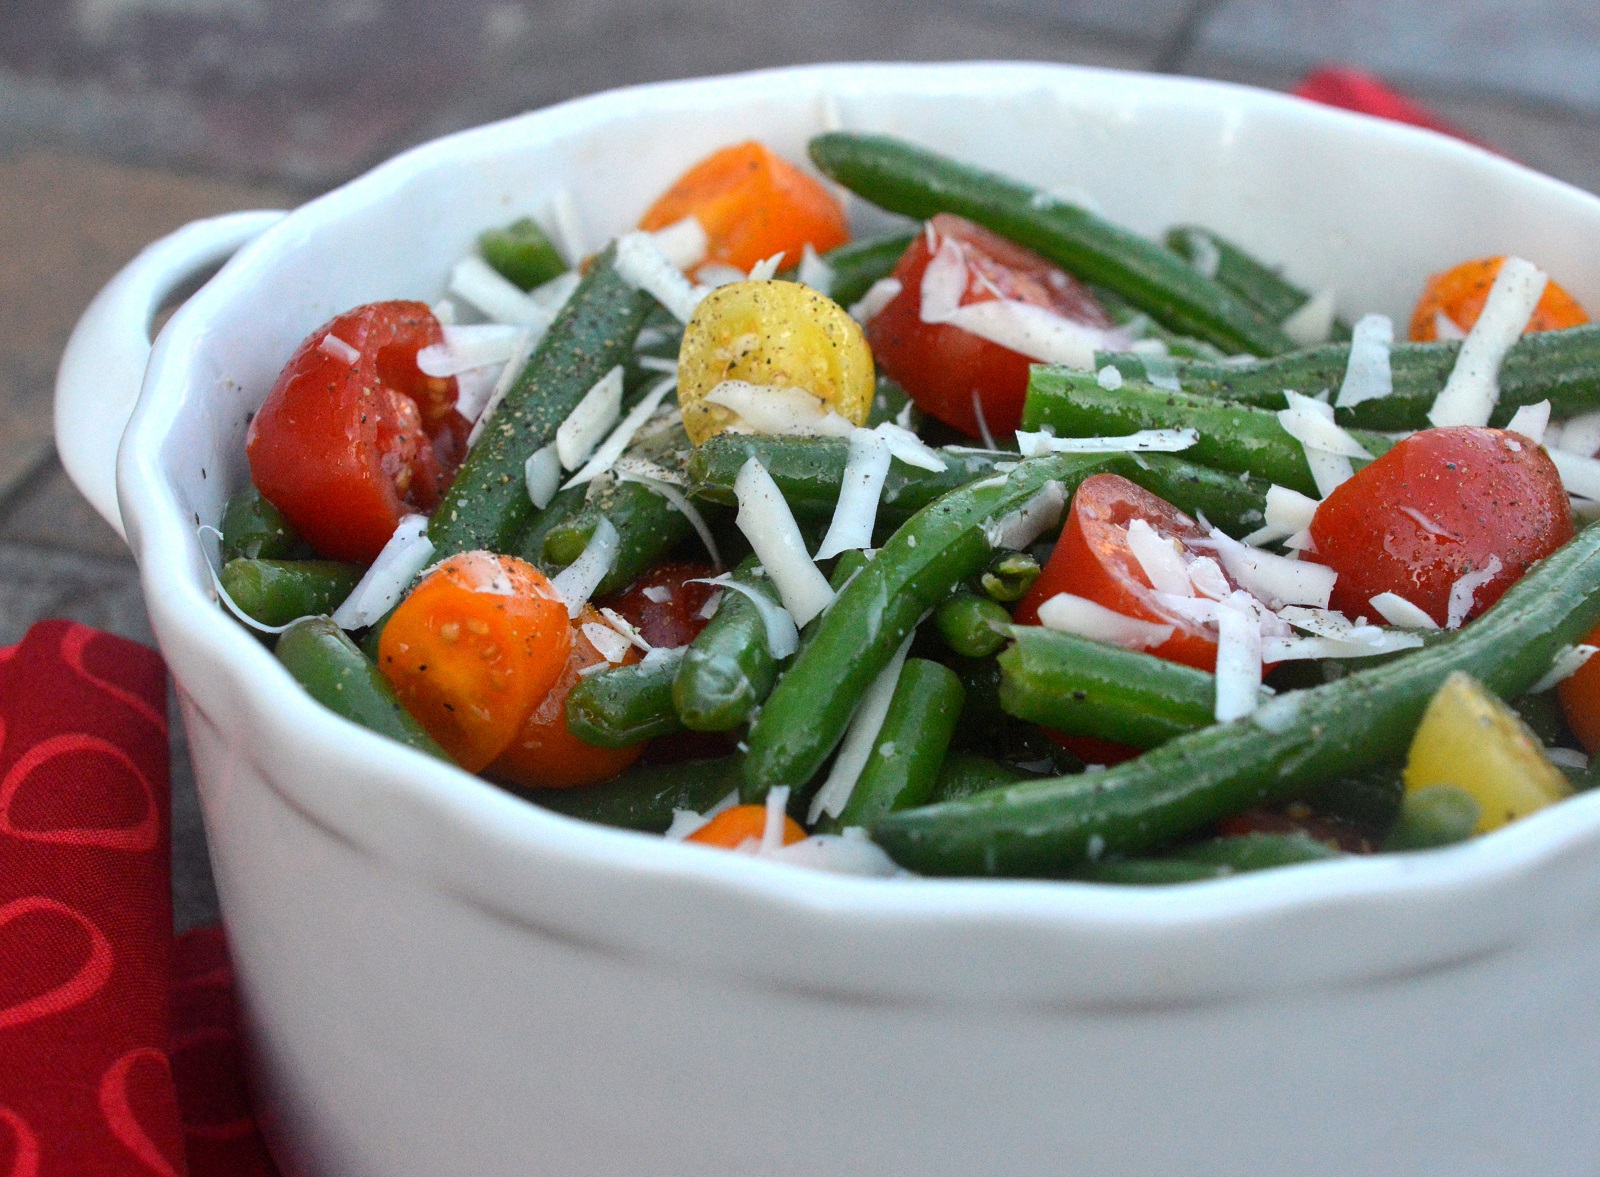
[866,213,1112,439]
[1558,621,1600,753]
[1014,473,1238,672]
[247,301,469,563]
[596,561,721,649]
[1308,427,1572,627]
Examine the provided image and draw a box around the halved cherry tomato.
[867,213,1113,439]
[1556,622,1600,753]
[1013,474,1239,672]
[597,561,721,649]
[638,141,849,275]
[248,301,469,562]
[1408,256,1589,342]
[1308,426,1572,627]
[488,607,647,789]
[378,553,572,772]
[685,805,806,850]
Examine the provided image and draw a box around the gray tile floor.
[4,0,1599,930]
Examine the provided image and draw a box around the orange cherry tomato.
[1408,256,1588,342]
[488,608,647,789]
[1558,622,1600,753]
[378,552,571,772]
[248,301,469,563]
[867,213,1113,439]
[638,141,849,275]
[1308,427,1572,627]
[1013,474,1240,672]
[685,805,806,850]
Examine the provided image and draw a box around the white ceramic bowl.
[56,62,1600,1177]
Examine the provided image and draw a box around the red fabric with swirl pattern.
[0,621,278,1177]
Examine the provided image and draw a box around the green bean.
[743,451,1128,800]
[687,434,1003,522]
[513,755,744,833]
[945,657,1086,773]
[872,523,1600,876]
[274,616,449,761]
[867,375,917,429]
[1097,324,1600,433]
[566,649,686,749]
[979,552,1039,603]
[779,231,918,307]
[1072,832,1342,884]
[1164,225,1352,340]
[997,627,1216,749]
[1090,285,1231,361]
[429,244,653,557]
[219,558,364,627]
[817,659,965,833]
[537,479,695,596]
[673,558,781,732]
[1380,785,1483,851]
[1302,763,1405,832]
[931,753,1037,803]
[479,216,568,290]
[935,592,1011,658]
[220,483,303,562]
[510,484,589,571]
[1124,454,1269,537]
[1024,368,1390,499]
[808,132,1295,356]
[1511,691,1567,748]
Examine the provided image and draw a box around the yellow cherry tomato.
[1403,671,1570,834]
[677,279,875,445]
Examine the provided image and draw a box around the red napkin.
[0,620,277,1177]
[1293,66,1497,153]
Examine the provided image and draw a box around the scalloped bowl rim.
[115,60,1600,1009]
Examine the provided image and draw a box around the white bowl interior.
[120,62,1600,1007]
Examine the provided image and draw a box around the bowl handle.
[53,209,287,541]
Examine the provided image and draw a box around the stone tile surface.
[1195,0,1600,115]
[1,0,1164,186]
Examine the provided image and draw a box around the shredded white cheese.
[1280,289,1338,347]
[1433,309,1467,341]
[1428,257,1548,428]
[449,255,550,326]
[556,365,624,470]
[616,467,723,568]
[544,189,585,266]
[1445,555,1504,629]
[1556,409,1600,458]
[705,381,855,438]
[982,481,1065,550]
[1369,591,1440,630]
[970,390,997,449]
[747,252,786,281]
[691,573,799,659]
[1243,484,1322,547]
[1530,644,1600,694]
[1096,364,1124,391]
[1261,631,1425,661]
[1334,314,1395,409]
[650,216,708,271]
[1505,400,1551,445]
[524,443,562,509]
[1549,447,1600,499]
[1278,390,1365,498]
[761,786,793,854]
[849,277,902,324]
[733,458,834,626]
[1126,519,1194,598]
[330,515,433,630]
[808,634,914,824]
[563,376,677,489]
[1180,229,1221,279]
[581,622,632,664]
[1014,427,1198,457]
[1196,527,1336,609]
[797,243,835,294]
[874,421,946,471]
[318,333,361,365]
[816,427,892,560]
[1213,592,1264,721]
[417,323,522,378]
[465,323,542,448]
[1034,595,1175,650]
[614,231,709,323]
[550,516,620,617]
